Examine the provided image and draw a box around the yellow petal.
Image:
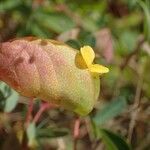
[80,46,95,67]
[89,64,109,74]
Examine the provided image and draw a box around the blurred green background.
[0,0,150,150]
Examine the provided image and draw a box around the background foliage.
[0,0,150,150]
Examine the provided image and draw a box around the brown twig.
[127,59,145,143]
[136,134,150,150]
[113,35,145,96]
[120,36,145,70]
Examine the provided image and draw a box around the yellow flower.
[80,46,109,74]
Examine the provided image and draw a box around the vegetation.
[0,0,150,149]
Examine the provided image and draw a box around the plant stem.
[33,103,56,124]
[73,117,80,150]
[25,98,34,127]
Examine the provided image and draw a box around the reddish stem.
[33,103,56,123]
[73,117,80,139]
[25,98,34,126]
[73,117,80,150]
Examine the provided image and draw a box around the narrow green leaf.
[99,129,131,150]
[93,96,127,125]
[27,123,37,147]
[138,0,150,41]
[37,128,68,139]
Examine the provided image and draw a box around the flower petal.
[80,46,95,67]
[89,64,109,74]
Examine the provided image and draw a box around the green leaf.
[0,82,19,112]
[66,39,81,50]
[27,123,37,148]
[116,31,138,56]
[30,23,49,38]
[99,129,131,150]
[4,89,19,112]
[93,96,127,125]
[82,17,99,32]
[35,12,75,33]
[78,30,96,47]
[36,128,68,139]
[0,0,22,12]
[0,82,9,97]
